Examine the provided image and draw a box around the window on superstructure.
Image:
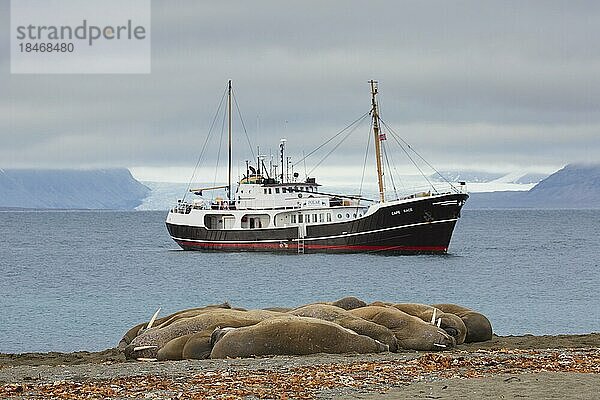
[268,188,272,194]
[291,214,296,223]
[275,188,280,194]
[327,213,332,222]
[264,189,267,194]
[282,187,287,193]
[313,213,317,222]
[306,214,310,223]
[298,214,303,223]
[319,213,324,222]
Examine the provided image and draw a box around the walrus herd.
[118,297,493,361]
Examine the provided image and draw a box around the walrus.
[118,302,232,349]
[432,304,493,343]
[209,315,389,359]
[349,306,455,351]
[152,302,239,330]
[288,304,398,352]
[392,303,467,345]
[125,309,282,359]
[156,331,213,361]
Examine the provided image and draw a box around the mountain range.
[430,170,549,184]
[1,164,597,210]
[0,169,150,210]
[464,164,600,209]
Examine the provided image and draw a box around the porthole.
[337,213,342,219]
[346,213,350,218]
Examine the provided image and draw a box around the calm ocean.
[0,209,598,353]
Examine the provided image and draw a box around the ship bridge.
[235,180,334,210]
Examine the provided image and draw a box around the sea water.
[0,209,598,353]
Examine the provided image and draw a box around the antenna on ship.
[369,80,386,203]
[279,139,286,183]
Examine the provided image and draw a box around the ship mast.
[227,79,232,201]
[369,80,385,203]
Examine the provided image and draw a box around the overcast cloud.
[1,0,599,182]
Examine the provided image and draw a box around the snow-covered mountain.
[136,181,189,210]
[465,164,600,209]
[0,169,150,210]
[9,165,590,211]
[431,170,549,185]
[429,170,550,193]
[430,171,504,183]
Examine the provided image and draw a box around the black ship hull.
[166,193,468,254]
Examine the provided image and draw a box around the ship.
[166,80,468,254]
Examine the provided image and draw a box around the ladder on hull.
[297,225,306,254]
[297,239,305,254]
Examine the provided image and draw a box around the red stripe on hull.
[175,240,447,253]
[305,244,447,252]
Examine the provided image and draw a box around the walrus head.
[428,309,467,345]
[123,344,158,360]
[431,330,456,350]
[210,327,236,346]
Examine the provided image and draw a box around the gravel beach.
[1,333,599,399]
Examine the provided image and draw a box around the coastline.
[1,333,598,399]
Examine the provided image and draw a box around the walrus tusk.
[436,318,442,328]
[136,357,158,362]
[433,343,447,348]
[430,309,437,325]
[133,345,158,352]
[146,307,161,329]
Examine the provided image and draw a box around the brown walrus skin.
[288,303,398,352]
[209,315,389,359]
[391,303,467,345]
[118,302,232,349]
[349,306,455,351]
[432,304,493,343]
[156,332,213,361]
[125,309,282,359]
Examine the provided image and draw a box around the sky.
[1,0,599,183]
